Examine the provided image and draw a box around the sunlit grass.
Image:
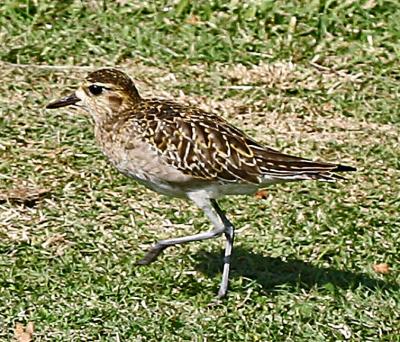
[0,1,399,340]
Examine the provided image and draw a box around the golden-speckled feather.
[115,98,353,184]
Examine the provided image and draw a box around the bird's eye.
[88,85,104,96]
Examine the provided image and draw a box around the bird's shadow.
[191,246,398,294]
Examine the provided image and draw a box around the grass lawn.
[1,1,399,340]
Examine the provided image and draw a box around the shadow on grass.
[192,246,399,294]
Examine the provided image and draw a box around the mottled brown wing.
[136,100,352,183]
[133,100,262,183]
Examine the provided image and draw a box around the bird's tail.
[255,147,356,182]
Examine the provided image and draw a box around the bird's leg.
[136,224,225,265]
[211,199,235,298]
[136,196,226,265]
[137,195,235,297]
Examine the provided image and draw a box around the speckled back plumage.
[111,99,349,185]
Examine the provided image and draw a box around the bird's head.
[46,68,141,123]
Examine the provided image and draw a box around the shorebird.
[46,68,355,298]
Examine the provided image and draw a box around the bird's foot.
[136,244,167,265]
[217,287,228,299]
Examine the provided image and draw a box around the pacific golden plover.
[47,68,355,298]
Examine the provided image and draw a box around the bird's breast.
[94,127,195,196]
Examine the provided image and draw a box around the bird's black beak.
[46,93,81,109]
